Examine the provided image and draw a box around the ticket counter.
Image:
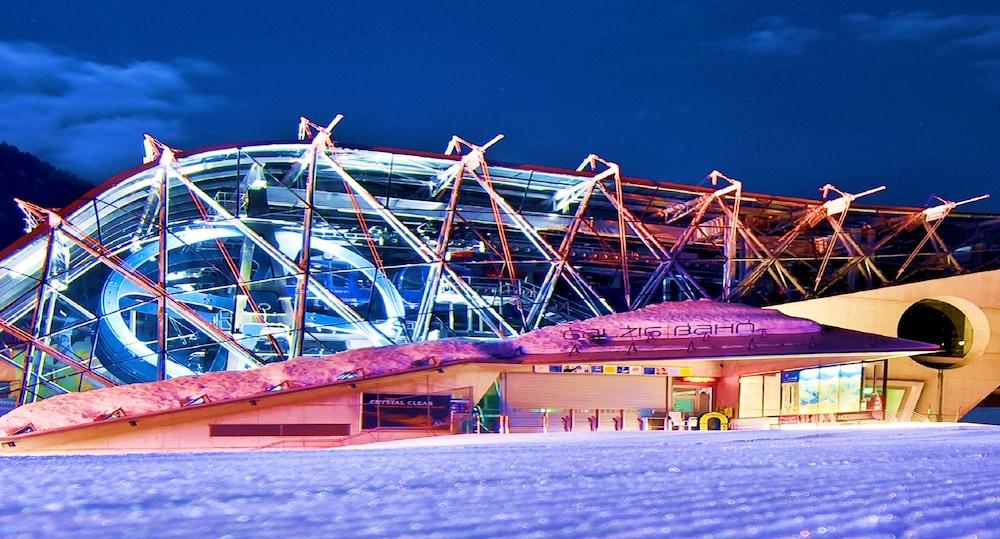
[496,365,719,432]
[502,371,667,432]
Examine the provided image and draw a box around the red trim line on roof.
[2,139,995,267]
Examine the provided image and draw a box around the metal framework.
[0,115,996,403]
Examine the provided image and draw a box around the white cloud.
[844,10,1000,48]
[0,42,224,179]
[720,16,823,56]
[842,11,1000,93]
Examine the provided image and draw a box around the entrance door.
[673,385,713,417]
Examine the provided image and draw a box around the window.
[737,373,780,418]
[739,361,881,419]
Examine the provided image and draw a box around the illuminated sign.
[361,393,451,430]
[560,321,763,342]
[532,364,693,376]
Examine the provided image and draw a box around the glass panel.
[738,376,763,418]
[781,370,800,415]
[838,363,863,413]
[798,368,819,415]
[817,366,840,414]
[763,373,781,417]
[674,390,695,413]
[861,360,887,409]
[886,388,905,415]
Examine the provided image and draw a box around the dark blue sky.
[1,2,998,209]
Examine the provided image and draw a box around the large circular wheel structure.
[0,121,994,400]
[97,226,406,384]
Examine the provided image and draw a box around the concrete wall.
[1,365,509,454]
[770,270,1000,421]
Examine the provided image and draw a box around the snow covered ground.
[2,425,1000,538]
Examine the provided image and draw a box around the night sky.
[1,1,998,210]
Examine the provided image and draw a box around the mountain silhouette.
[0,143,91,250]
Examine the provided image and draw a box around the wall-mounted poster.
[837,363,863,413]
[531,364,695,377]
[798,368,819,415]
[361,393,451,430]
[817,366,840,414]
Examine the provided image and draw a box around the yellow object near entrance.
[699,412,729,431]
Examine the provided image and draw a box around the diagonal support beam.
[18,228,57,404]
[310,125,516,337]
[729,183,885,301]
[811,184,888,293]
[525,171,607,329]
[894,195,989,281]
[413,158,467,341]
[291,117,341,357]
[145,139,396,349]
[818,212,922,295]
[453,144,612,319]
[697,172,807,299]
[578,155,708,305]
[813,212,888,293]
[0,317,117,389]
[15,200,266,369]
[729,204,825,300]
[633,171,742,307]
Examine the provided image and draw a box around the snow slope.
[0,426,998,538]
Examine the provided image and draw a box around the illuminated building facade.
[0,115,996,421]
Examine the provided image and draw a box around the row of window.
[738,360,887,418]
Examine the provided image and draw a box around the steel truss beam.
[15,199,266,372]
[577,155,708,307]
[632,171,746,307]
[526,168,609,329]
[144,136,397,349]
[445,139,613,325]
[894,194,990,281]
[306,119,517,338]
[0,317,116,391]
[812,194,987,295]
[412,148,467,341]
[727,184,885,301]
[18,227,59,403]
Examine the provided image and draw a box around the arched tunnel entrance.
[897,299,972,370]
